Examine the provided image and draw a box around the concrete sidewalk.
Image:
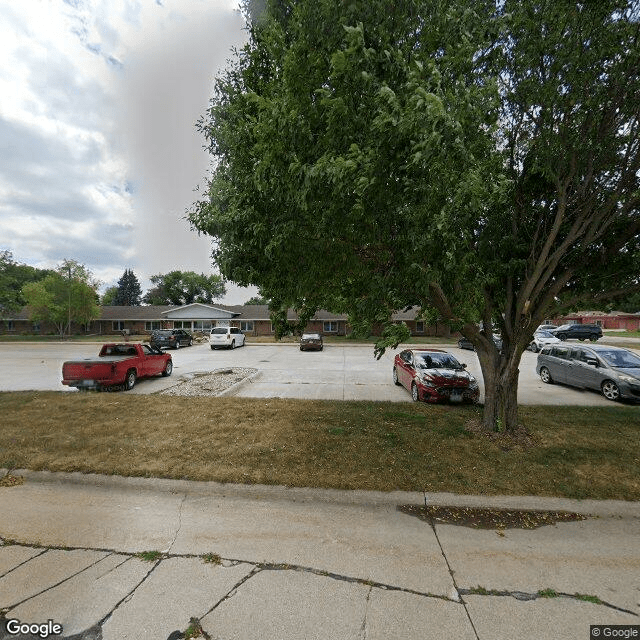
[1,471,638,640]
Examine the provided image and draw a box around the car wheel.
[601,380,620,401]
[320,346,323,351]
[578,337,585,341]
[392,367,400,386]
[124,370,136,391]
[175,341,180,349]
[589,335,599,342]
[188,340,192,347]
[539,366,553,384]
[411,382,420,402]
[162,360,173,377]
[530,342,538,353]
[231,340,235,349]
[300,347,304,351]
[210,345,215,350]
[557,334,567,341]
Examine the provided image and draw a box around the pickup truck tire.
[162,361,173,377]
[124,370,136,391]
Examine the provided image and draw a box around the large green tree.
[191,0,640,431]
[0,251,54,316]
[142,270,226,305]
[112,269,143,306]
[22,259,100,337]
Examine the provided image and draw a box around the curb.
[216,369,262,397]
[2,469,639,517]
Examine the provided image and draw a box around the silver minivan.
[536,344,640,402]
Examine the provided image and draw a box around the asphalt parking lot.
[1,341,637,406]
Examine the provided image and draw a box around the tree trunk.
[476,349,520,432]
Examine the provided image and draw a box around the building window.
[193,321,213,331]
[323,321,338,333]
[415,321,425,333]
[5,320,14,331]
[145,321,162,331]
[240,321,254,332]
[112,321,125,331]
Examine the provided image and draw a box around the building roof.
[6,304,425,323]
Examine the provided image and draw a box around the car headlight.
[618,374,640,385]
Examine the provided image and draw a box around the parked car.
[393,349,480,404]
[209,326,246,349]
[62,343,172,391]
[549,323,602,342]
[528,330,561,353]
[150,329,193,350]
[536,323,558,332]
[457,334,503,351]
[536,344,640,402]
[300,333,323,351]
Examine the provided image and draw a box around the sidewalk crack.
[360,585,372,640]
[428,520,481,640]
[0,547,49,580]
[199,565,262,619]
[97,557,163,629]
[3,552,113,611]
[164,493,187,554]
[458,587,639,617]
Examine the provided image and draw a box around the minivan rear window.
[211,328,229,335]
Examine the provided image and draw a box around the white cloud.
[0,0,254,303]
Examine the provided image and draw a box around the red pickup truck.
[62,343,173,391]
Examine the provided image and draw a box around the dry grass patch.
[0,392,638,499]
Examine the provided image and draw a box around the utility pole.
[67,263,72,338]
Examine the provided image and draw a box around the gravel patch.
[159,367,258,397]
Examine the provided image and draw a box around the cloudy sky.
[0,0,259,304]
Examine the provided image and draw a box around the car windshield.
[555,324,571,330]
[598,350,640,368]
[211,328,229,335]
[416,353,462,370]
[536,330,555,338]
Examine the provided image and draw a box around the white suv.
[209,326,246,350]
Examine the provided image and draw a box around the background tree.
[142,270,226,305]
[244,295,270,305]
[22,259,100,336]
[101,286,119,306]
[112,269,142,306]
[191,0,640,432]
[0,250,54,315]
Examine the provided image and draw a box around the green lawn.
[1,393,638,500]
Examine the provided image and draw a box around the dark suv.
[150,329,193,349]
[550,323,602,342]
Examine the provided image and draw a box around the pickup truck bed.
[62,343,172,391]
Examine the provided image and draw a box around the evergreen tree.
[113,269,142,306]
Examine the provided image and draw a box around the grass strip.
[0,392,638,500]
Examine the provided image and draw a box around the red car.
[393,349,480,404]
